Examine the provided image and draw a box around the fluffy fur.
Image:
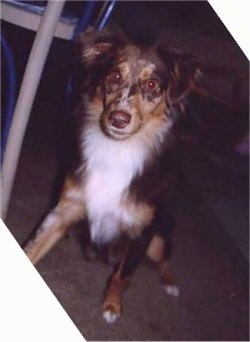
[24,29,200,322]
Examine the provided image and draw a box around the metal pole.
[1,0,66,219]
[94,0,116,30]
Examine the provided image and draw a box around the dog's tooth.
[103,310,120,324]
[163,285,180,297]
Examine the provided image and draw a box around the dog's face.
[100,45,170,140]
[77,30,199,140]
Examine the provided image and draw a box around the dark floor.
[5,105,249,340]
[2,1,249,341]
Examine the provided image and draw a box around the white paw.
[163,284,180,297]
[103,310,120,323]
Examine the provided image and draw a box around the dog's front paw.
[163,284,180,297]
[102,302,121,323]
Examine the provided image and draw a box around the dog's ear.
[157,43,201,105]
[77,29,125,66]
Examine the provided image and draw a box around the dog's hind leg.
[146,234,180,297]
[24,176,85,265]
[160,258,180,297]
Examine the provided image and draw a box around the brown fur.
[24,29,199,322]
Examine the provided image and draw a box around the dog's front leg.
[102,229,153,323]
[102,267,125,324]
[24,175,85,265]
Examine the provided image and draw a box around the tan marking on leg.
[146,234,165,263]
[24,176,85,265]
[102,274,123,323]
[102,248,129,323]
[121,195,155,238]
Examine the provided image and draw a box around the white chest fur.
[83,127,148,244]
[82,118,170,245]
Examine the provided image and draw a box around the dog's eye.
[145,78,159,92]
[108,70,122,84]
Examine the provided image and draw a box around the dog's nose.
[109,111,131,129]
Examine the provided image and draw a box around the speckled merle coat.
[24,29,199,323]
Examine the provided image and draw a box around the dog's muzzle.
[109,110,131,129]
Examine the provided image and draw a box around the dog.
[24,29,200,323]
